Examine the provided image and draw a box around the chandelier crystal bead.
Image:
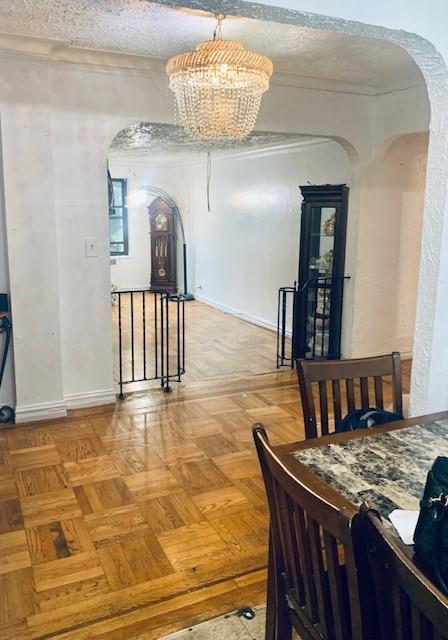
[166,37,273,142]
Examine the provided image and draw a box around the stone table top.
[292,418,448,527]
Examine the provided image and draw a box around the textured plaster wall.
[347,132,428,359]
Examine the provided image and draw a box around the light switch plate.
[85,237,98,257]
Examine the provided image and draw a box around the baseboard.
[15,400,67,424]
[64,388,116,409]
[195,294,292,336]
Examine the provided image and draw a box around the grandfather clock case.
[148,197,177,293]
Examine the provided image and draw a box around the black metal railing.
[276,284,297,368]
[277,276,349,365]
[113,289,186,399]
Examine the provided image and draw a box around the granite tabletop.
[292,418,448,527]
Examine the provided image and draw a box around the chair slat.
[346,377,355,412]
[360,376,369,406]
[293,505,318,622]
[323,530,349,640]
[308,518,332,638]
[319,380,329,435]
[332,378,342,425]
[374,376,384,409]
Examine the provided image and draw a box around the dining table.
[272,410,448,541]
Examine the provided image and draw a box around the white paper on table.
[388,509,420,545]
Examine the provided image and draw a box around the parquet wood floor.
[0,304,411,639]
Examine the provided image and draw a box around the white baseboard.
[195,294,292,336]
[15,400,67,424]
[64,388,116,409]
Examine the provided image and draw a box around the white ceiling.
[0,0,424,94]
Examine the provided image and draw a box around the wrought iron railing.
[276,284,296,368]
[112,289,186,399]
[277,276,349,365]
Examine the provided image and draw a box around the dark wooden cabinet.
[148,197,177,293]
[293,184,349,360]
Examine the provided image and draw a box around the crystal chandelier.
[166,15,273,142]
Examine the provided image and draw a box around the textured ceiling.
[109,122,315,156]
[0,0,423,92]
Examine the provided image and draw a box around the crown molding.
[0,32,423,97]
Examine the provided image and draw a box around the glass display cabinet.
[293,184,349,360]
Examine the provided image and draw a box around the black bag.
[413,456,448,595]
[336,407,402,433]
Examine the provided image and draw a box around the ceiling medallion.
[166,14,273,142]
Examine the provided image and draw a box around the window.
[109,178,129,256]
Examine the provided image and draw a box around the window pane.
[110,217,124,243]
[111,242,124,254]
[113,181,123,206]
[109,206,123,218]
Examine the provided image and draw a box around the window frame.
[109,178,129,257]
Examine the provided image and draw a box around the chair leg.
[266,531,292,640]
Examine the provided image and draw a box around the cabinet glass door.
[305,206,336,357]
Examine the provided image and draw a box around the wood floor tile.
[0,449,12,475]
[209,508,268,554]
[56,437,105,462]
[0,529,31,575]
[21,488,81,527]
[0,567,37,624]
[198,396,243,415]
[84,503,150,547]
[15,464,69,497]
[157,521,232,571]
[191,486,250,518]
[0,498,23,533]
[213,451,260,480]
[124,468,179,501]
[170,459,231,495]
[139,491,203,534]
[7,427,53,451]
[33,551,104,592]
[109,446,165,475]
[97,544,137,590]
[0,474,18,502]
[157,441,207,465]
[194,433,239,458]
[49,420,98,442]
[36,574,111,613]
[10,445,61,471]
[74,478,133,515]
[64,455,120,486]
[26,518,93,564]
[182,418,223,439]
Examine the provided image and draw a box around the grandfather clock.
[148,197,177,293]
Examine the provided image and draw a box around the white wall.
[348,132,428,358]
[0,159,14,407]
[191,141,351,331]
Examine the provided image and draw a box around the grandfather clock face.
[149,199,177,293]
[155,213,168,231]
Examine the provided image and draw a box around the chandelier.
[166,15,273,142]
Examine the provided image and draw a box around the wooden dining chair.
[296,352,403,439]
[361,507,448,640]
[253,425,375,640]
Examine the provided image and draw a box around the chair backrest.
[296,352,403,439]
[253,424,370,640]
[362,508,448,640]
